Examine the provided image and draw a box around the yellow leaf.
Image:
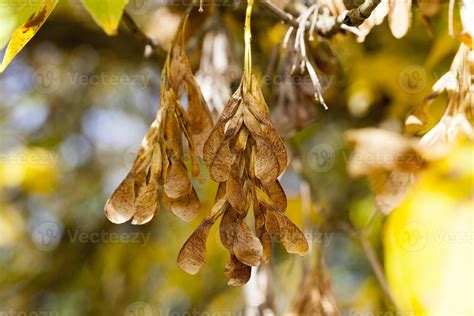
[0,0,58,73]
[81,0,129,36]
[384,142,474,315]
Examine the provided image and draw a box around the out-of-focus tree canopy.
[0,0,472,315]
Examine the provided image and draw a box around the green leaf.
[0,0,58,74]
[81,0,129,36]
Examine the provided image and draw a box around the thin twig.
[358,232,399,309]
[258,0,381,37]
[122,11,167,59]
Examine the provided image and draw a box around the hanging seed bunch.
[282,5,332,110]
[177,0,308,286]
[273,40,319,138]
[411,1,473,146]
[105,11,213,225]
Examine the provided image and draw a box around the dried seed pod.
[225,255,252,286]
[105,12,213,225]
[177,1,308,285]
[179,75,308,284]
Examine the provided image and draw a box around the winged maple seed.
[105,14,213,225]
[177,75,309,285]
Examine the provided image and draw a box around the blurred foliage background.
[0,0,472,315]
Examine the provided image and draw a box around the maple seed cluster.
[104,31,213,225]
[177,78,309,286]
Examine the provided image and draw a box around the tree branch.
[344,0,382,27]
[258,0,381,37]
[122,11,167,59]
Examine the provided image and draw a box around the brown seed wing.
[264,181,287,212]
[273,210,309,256]
[254,137,279,185]
[164,160,192,199]
[132,177,159,225]
[131,119,160,174]
[254,202,272,263]
[224,255,252,286]
[186,77,214,157]
[177,198,227,274]
[209,138,237,182]
[226,173,247,212]
[167,188,200,222]
[262,124,288,173]
[105,174,136,224]
[219,205,239,251]
[233,221,263,266]
[203,122,224,167]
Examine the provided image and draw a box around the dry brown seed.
[177,197,227,275]
[186,77,214,157]
[232,128,249,152]
[219,205,239,250]
[226,173,247,212]
[264,181,287,212]
[233,221,263,266]
[261,124,288,173]
[219,90,242,122]
[105,174,136,224]
[209,138,237,182]
[254,203,272,263]
[225,255,252,286]
[254,186,274,209]
[164,160,192,199]
[177,220,211,275]
[243,106,263,137]
[131,120,160,174]
[203,121,225,167]
[254,137,279,185]
[271,210,309,256]
[167,188,200,222]
[264,208,281,236]
[215,182,227,202]
[132,177,159,225]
